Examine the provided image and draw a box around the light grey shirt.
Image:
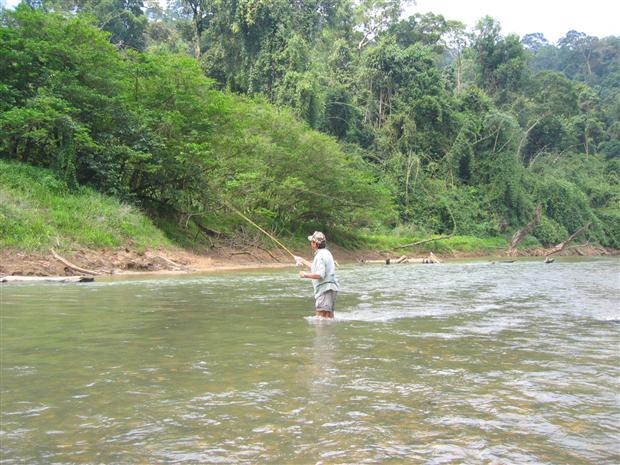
[311,248,339,297]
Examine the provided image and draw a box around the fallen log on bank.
[507,205,542,256]
[360,253,440,265]
[544,223,591,256]
[1,276,95,283]
[51,248,103,275]
[154,254,185,270]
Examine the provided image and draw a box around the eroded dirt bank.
[1,243,616,279]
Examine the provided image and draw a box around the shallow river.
[1,258,619,464]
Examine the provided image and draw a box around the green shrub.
[534,177,593,234]
[596,210,620,249]
[533,216,568,246]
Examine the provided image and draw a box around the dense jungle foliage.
[1,1,618,250]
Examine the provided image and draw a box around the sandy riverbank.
[0,245,385,278]
[1,243,616,279]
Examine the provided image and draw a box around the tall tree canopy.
[1,1,618,248]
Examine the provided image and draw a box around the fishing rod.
[222,199,338,268]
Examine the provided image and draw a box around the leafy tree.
[558,30,597,79]
[519,71,579,164]
[92,0,147,50]
[442,20,469,94]
[522,33,549,52]
[36,0,148,50]
[354,0,412,50]
[176,0,214,58]
[389,12,454,51]
[472,16,528,103]
[571,82,605,157]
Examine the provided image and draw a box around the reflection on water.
[1,258,619,464]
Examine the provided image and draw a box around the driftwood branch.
[360,252,441,265]
[2,276,94,283]
[155,255,184,270]
[544,223,591,256]
[394,235,453,249]
[51,249,102,275]
[231,250,263,262]
[256,245,280,262]
[507,205,542,256]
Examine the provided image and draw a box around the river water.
[1,258,619,464]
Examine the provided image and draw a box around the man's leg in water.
[316,309,334,318]
[315,291,336,318]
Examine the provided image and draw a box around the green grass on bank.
[0,160,171,252]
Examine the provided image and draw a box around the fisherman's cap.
[308,231,326,244]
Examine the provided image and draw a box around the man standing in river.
[294,231,340,318]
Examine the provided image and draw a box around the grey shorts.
[315,290,337,312]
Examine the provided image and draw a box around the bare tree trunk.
[188,0,203,59]
[404,152,416,208]
[518,118,541,163]
[544,223,591,256]
[192,20,201,59]
[583,49,592,75]
[507,206,542,256]
[456,55,462,93]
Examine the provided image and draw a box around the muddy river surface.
[1,258,619,464]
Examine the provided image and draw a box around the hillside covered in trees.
[1,1,618,255]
